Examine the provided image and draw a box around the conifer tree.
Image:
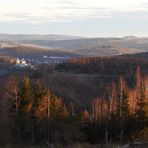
[135,66,147,123]
[19,76,32,114]
[4,76,21,146]
[19,76,32,144]
[118,76,130,144]
[32,79,43,116]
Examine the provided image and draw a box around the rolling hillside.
[0,35,148,57]
[121,52,148,60]
[0,34,86,41]
[20,37,148,56]
[0,46,80,64]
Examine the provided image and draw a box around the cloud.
[0,0,148,23]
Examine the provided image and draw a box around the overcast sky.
[0,0,148,37]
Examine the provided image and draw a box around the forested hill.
[0,46,78,58]
[0,60,147,147]
[56,56,148,76]
[120,52,148,60]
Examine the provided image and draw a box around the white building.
[15,58,28,67]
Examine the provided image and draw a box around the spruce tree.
[135,66,147,125]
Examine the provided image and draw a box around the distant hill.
[122,36,138,40]
[0,46,79,61]
[56,56,148,77]
[20,37,148,56]
[121,52,148,60]
[0,35,148,56]
[0,34,86,41]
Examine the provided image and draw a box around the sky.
[0,0,148,37]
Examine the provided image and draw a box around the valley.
[0,34,148,148]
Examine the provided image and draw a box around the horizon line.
[0,33,148,38]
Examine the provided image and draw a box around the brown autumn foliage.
[0,55,148,146]
[91,70,148,121]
